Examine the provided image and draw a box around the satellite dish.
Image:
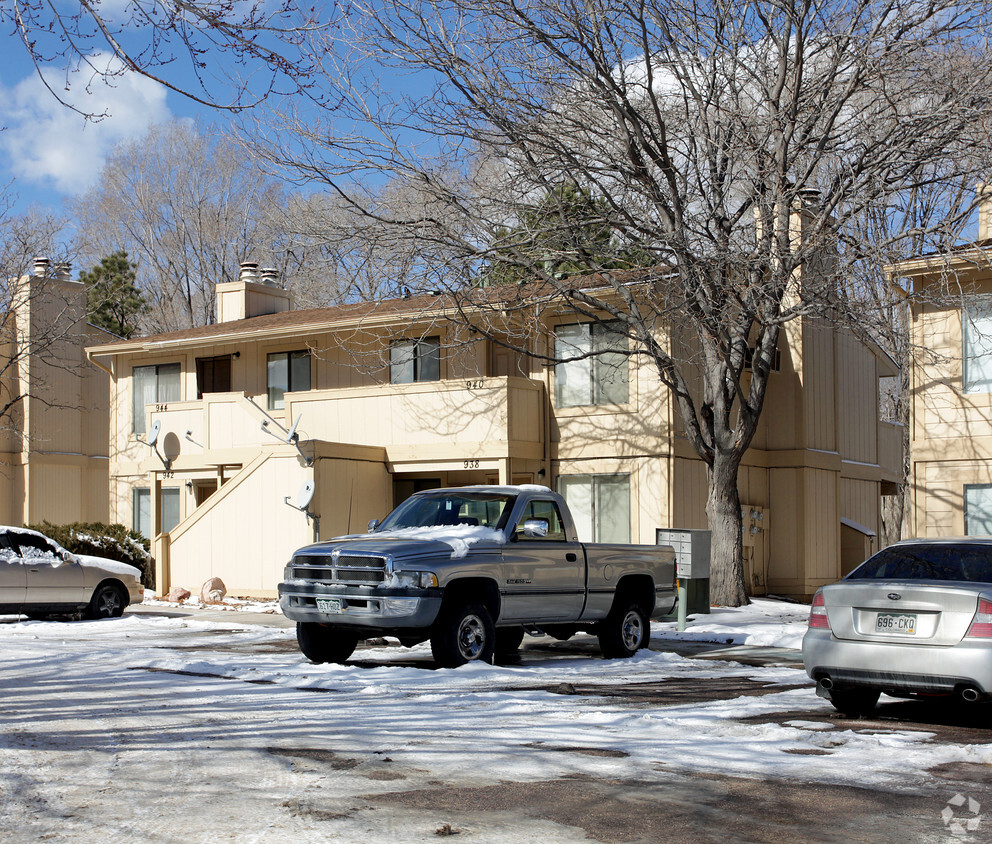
[285,414,302,443]
[296,479,315,510]
[147,419,162,447]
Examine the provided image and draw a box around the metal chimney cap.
[259,267,281,287]
[33,257,50,277]
[238,261,260,282]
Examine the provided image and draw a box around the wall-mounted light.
[185,480,194,492]
[537,468,546,479]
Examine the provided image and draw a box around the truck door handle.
[566,553,577,562]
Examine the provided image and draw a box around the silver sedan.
[803,537,992,715]
[0,527,144,620]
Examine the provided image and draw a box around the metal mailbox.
[656,528,711,580]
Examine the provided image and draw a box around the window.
[848,542,992,582]
[964,297,992,393]
[554,322,629,407]
[132,487,180,539]
[513,499,567,541]
[559,474,630,544]
[267,350,311,410]
[196,355,232,399]
[132,363,180,434]
[390,337,440,383]
[966,485,992,536]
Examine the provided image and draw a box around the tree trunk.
[706,451,749,606]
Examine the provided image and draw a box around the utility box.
[657,528,711,616]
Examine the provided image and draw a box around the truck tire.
[598,599,649,659]
[296,622,358,664]
[495,627,525,657]
[431,602,495,668]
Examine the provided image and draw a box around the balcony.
[145,376,546,471]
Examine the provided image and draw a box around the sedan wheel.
[828,688,880,717]
[86,584,126,619]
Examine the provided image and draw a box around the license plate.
[316,598,342,613]
[875,612,916,635]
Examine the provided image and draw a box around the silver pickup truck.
[278,485,676,667]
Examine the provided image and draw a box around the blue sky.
[0,37,227,216]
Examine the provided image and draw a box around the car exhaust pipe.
[815,676,834,699]
[959,686,982,703]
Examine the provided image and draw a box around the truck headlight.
[392,571,438,589]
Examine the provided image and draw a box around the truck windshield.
[378,492,517,531]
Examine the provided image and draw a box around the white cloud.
[0,53,171,195]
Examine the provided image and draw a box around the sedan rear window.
[849,544,992,583]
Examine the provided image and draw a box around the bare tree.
[2,0,321,117]
[252,0,992,604]
[71,121,361,331]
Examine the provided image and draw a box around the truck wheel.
[495,627,525,657]
[598,599,649,659]
[431,602,495,668]
[296,622,358,664]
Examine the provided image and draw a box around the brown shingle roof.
[87,268,663,354]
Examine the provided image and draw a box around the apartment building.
[87,262,901,598]
[0,258,110,525]
[888,204,992,537]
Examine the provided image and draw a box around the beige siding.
[837,332,878,464]
[802,321,837,452]
[167,453,316,594]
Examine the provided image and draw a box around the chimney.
[978,183,992,242]
[216,259,292,323]
[33,257,50,277]
[53,261,72,281]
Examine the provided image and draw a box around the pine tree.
[80,251,147,339]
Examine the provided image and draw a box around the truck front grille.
[292,554,387,585]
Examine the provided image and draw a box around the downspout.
[542,319,553,485]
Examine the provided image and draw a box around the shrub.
[24,521,153,587]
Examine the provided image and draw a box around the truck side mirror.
[367,519,381,533]
[521,518,549,538]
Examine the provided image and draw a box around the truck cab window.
[514,500,566,541]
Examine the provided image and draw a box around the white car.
[0,526,144,620]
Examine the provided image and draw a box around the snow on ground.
[141,594,282,613]
[3,598,990,840]
[652,597,811,649]
[0,608,986,800]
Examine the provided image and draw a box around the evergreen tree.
[480,183,649,286]
[80,251,147,339]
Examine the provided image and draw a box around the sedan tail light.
[808,590,830,630]
[966,598,992,639]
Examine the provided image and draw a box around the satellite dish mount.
[138,419,171,470]
[261,413,311,466]
[285,479,319,533]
